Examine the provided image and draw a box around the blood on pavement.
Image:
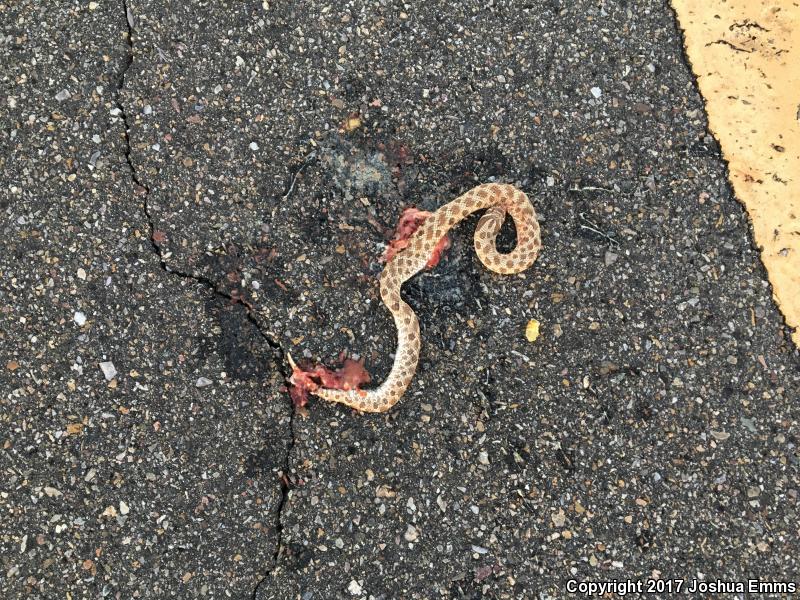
[287,206,450,408]
[287,353,371,408]
[383,207,450,268]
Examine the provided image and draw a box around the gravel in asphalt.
[1,1,798,599]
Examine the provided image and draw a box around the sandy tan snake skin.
[291,183,542,412]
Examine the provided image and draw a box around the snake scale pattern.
[294,183,542,412]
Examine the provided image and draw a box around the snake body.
[299,183,541,412]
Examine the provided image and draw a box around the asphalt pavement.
[1,1,798,598]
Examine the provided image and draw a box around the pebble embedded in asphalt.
[1,1,797,599]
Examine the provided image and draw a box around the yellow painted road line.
[672,0,800,345]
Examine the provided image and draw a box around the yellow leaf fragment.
[525,319,540,342]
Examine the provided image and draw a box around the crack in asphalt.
[115,2,296,595]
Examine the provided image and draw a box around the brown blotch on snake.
[297,183,542,413]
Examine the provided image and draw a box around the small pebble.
[552,508,566,527]
[404,524,418,542]
[590,86,602,98]
[55,89,71,101]
[99,361,117,381]
[73,311,87,326]
[196,377,213,387]
[741,417,757,433]
[347,580,363,595]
